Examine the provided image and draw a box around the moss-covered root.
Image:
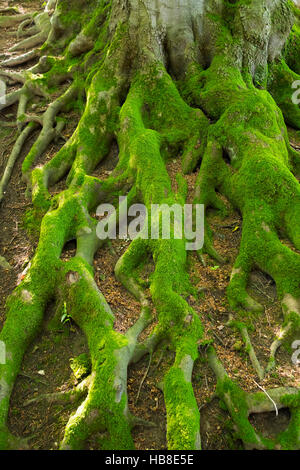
[191,55,300,360]
[115,237,150,308]
[0,1,55,50]
[23,374,92,407]
[0,13,32,29]
[21,84,79,178]
[116,238,201,449]
[0,202,71,449]
[29,63,122,215]
[113,68,205,449]
[116,236,203,450]
[193,140,230,265]
[0,174,100,449]
[148,237,203,451]
[207,346,300,450]
[58,254,152,450]
[0,285,46,449]
[268,60,300,129]
[0,78,77,203]
[228,207,300,363]
[163,353,201,450]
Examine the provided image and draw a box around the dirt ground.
[0,0,300,451]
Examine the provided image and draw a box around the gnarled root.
[192,50,300,368]
[1,0,300,452]
[207,346,300,450]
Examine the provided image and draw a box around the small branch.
[252,379,278,416]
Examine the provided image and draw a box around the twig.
[252,379,278,416]
[253,282,274,301]
[153,350,164,370]
[212,330,226,347]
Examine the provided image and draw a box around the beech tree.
[0,0,300,450]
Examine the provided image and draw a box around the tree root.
[17,19,37,40]
[192,49,300,366]
[23,375,92,407]
[0,7,21,15]
[9,31,48,53]
[207,346,300,450]
[0,122,37,203]
[0,14,32,29]
[0,0,300,452]
[21,84,78,177]
[1,50,40,68]
[0,69,27,84]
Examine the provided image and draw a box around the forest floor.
[0,0,300,451]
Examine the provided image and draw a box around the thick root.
[9,31,48,53]
[0,14,32,29]
[1,50,39,67]
[0,0,299,451]
[192,48,300,364]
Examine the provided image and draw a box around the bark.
[0,0,300,450]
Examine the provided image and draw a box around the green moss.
[268,59,300,129]
[214,372,274,449]
[284,24,300,74]
[70,353,91,380]
[277,392,300,449]
[164,366,200,449]
[189,47,300,320]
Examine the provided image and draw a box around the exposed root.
[192,49,300,365]
[0,69,26,84]
[207,346,300,450]
[0,50,39,67]
[23,375,92,407]
[0,7,21,15]
[0,0,300,452]
[0,121,16,128]
[9,31,48,53]
[57,250,152,449]
[17,18,34,39]
[21,84,78,177]
[0,14,32,29]
[0,122,37,203]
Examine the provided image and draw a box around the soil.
[0,0,299,451]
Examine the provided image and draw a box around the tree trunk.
[0,0,300,450]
